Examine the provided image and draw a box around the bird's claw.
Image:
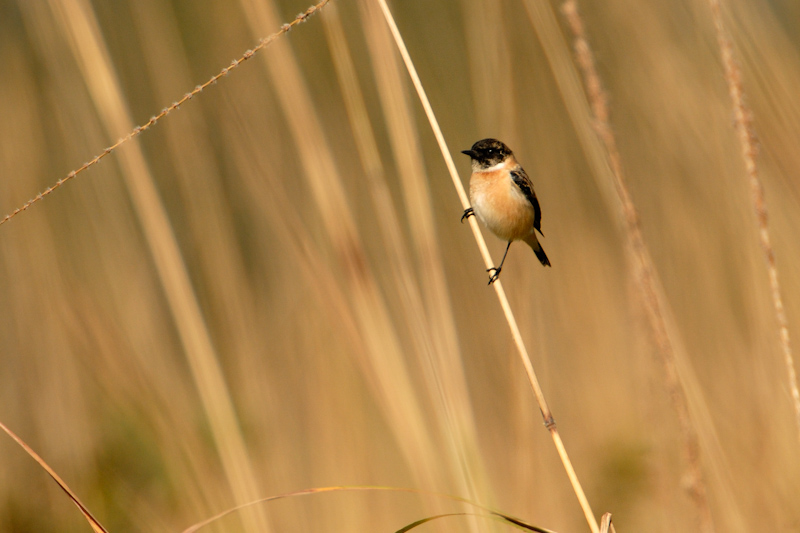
[486,267,501,285]
[461,207,474,223]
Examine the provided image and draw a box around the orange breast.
[469,169,535,242]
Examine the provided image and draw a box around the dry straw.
[599,513,616,533]
[559,1,714,531]
[180,486,559,533]
[3,1,332,532]
[230,0,474,522]
[0,1,332,227]
[325,0,495,519]
[374,0,601,532]
[706,0,800,444]
[0,419,108,533]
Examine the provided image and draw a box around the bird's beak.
[461,149,477,158]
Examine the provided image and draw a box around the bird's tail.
[524,233,551,267]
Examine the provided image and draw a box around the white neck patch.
[476,160,508,172]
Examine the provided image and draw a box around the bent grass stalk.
[0,419,563,533]
[0,0,332,227]
[0,419,108,533]
[373,1,600,532]
[181,485,558,533]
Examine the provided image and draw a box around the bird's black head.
[461,138,513,170]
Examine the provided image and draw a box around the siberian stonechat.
[461,138,550,284]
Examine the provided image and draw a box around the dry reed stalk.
[128,1,275,521]
[355,0,495,521]
[323,12,490,526]
[320,5,426,355]
[130,0,259,365]
[374,1,600,531]
[706,0,800,444]
[559,2,714,531]
[3,10,221,517]
[224,94,450,509]
[219,98,377,385]
[324,5,494,524]
[599,513,615,533]
[0,1,331,228]
[519,0,623,219]
[0,420,108,533]
[234,0,457,507]
[181,485,559,533]
[462,0,516,135]
[42,0,312,530]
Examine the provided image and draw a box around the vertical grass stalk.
[374,0,600,531]
[47,0,281,530]
[706,0,800,445]
[560,2,714,531]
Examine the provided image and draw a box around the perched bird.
[461,138,550,284]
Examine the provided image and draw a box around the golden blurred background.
[1,0,799,531]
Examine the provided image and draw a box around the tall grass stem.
[374,0,600,531]
[706,0,800,445]
[560,1,714,531]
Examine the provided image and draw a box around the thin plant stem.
[599,513,616,533]
[0,419,108,533]
[706,0,800,444]
[560,1,714,531]
[236,0,452,512]
[0,0,332,227]
[32,2,333,531]
[373,0,600,531]
[328,4,493,528]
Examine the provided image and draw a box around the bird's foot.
[486,267,501,285]
[461,207,474,223]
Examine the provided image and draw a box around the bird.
[461,138,550,284]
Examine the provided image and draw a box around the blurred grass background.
[1,0,799,531]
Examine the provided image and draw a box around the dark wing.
[511,168,543,236]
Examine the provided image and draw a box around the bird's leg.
[461,207,474,223]
[487,241,512,284]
